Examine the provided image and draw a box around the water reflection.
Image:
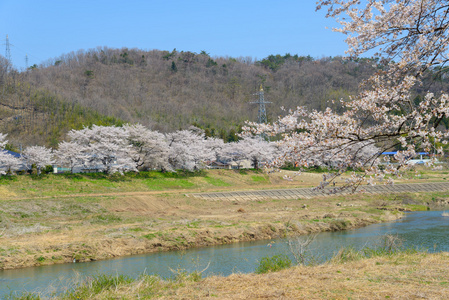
[2,210,448,297]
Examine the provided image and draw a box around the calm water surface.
[1,210,448,297]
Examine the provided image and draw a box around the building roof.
[381,151,429,155]
[2,150,21,158]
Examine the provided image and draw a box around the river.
[1,210,448,298]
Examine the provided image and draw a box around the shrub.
[42,165,53,174]
[0,175,17,183]
[255,254,292,274]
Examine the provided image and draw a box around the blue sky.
[0,0,348,70]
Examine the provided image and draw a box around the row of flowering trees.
[0,125,279,175]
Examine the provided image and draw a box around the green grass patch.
[93,214,122,224]
[0,175,18,184]
[144,178,195,190]
[203,176,231,187]
[6,293,42,300]
[134,170,205,179]
[187,221,201,228]
[406,204,428,211]
[61,173,87,181]
[143,233,157,240]
[129,227,144,232]
[0,171,203,198]
[255,254,292,274]
[63,274,133,299]
[251,175,268,183]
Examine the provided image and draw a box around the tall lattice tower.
[5,35,11,63]
[250,84,271,124]
[4,34,12,76]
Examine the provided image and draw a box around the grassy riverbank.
[0,169,448,270]
[10,250,449,299]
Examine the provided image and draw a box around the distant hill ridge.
[1,47,448,147]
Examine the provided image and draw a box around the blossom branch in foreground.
[244,1,449,191]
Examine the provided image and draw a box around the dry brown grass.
[197,252,449,299]
[57,252,449,299]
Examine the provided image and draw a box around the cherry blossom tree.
[0,133,22,175]
[54,141,89,173]
[0,133,8,149]
[0,151,22,175]
[216,137,275,169]
[245,1,449,191]
[166,129,215,171]
[123,124,169,171]
[234,137,277,169]
[217,141,247,169]
[67,125,136,174]
[204,136,225,162]
[22,146,54,175]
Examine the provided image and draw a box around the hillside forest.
[1,47,449,148]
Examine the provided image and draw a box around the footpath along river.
[1,210,448,298]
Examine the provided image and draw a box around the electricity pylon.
[5,34,11,63]
[250,84,271,124]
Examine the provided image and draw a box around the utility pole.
[250,84,271,124]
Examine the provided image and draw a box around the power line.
[11,43,43,62]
